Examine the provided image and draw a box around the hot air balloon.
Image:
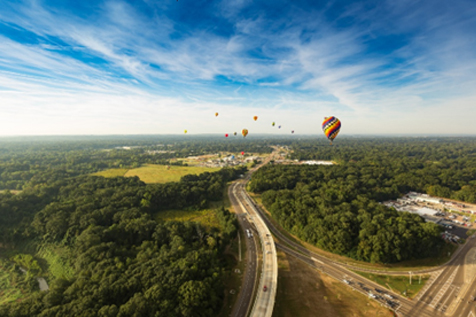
[278,125,281,129]
[225,133,229,137]
[272,122,275,127]
[241,151,245,155]
[234,132,237,136]
[184,130,187,134]
[242,129,248,137]
[291,130,294,134]
[253,116,258,121]
[231,155,235,160]
[215,112,219,117]
[322,116,341,144]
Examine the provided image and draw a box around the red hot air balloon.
[225,133,229,137]
[241,151,245,155]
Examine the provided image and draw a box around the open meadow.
[94,164,221,183]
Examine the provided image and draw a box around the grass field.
[94,164,221,183]
[274,251,393,317]
[0,190,22,195]
[155,209,221,228]
[36,245,74,280]
[353,271,430,298]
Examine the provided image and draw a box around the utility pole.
[419,275,421,284]
[409,271,412,285]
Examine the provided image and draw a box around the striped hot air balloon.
[242,129,249,137]
[322,116,341,144]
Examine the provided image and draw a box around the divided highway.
[230,149,476,317]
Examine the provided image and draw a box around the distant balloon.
[241,151,245,155]
[291,130,294,134]
[253,116,258,121]
[225,133,229,137]
[242,129,248,137]
[231,155,235,159]
[272,122,275,127]
[322,116,341,144]
[278,125,281,129]
[234,132,237,136]
[184,130,187,134]
[215,112,219,117]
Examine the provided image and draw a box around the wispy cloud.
[0,0,475,135]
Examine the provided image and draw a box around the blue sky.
[0,0,475,135]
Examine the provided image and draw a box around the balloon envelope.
[184,130,187,134]
[253,116,258,121]
[242,129,248,137]
[272,122,275,127]
[278,125,281,129]
[241,151,245,155]
[291,130,294,134]
[225,133,229,137]
[215,112,219,117]
[322,116,341,143]
[234,132,237,136]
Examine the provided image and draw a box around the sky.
[0,0,475,136]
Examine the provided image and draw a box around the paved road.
[229,182,259,317]
[242,167,476,316]
[231,148,476,317]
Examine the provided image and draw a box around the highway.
[229,182,259,317]
[230,148,476,317]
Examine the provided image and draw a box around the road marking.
[429,268,459,308]
[311,257,323,264]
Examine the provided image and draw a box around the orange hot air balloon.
[253,116,258,121]
[225,133,229,137]
[215,112,219,117]
[242,129,248,137]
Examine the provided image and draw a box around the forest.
[249,137,476,263]
[0,162,245,316]
[0,135,273,190]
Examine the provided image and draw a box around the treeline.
[290,137,476,203]
[0,136,272,190]
[0,167,243,316]
[248,138,476,263]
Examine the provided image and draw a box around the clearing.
[274,251,393,317]
[353,271,430,299]
[94,164,220,183]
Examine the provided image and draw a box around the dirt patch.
[273,251,394,317]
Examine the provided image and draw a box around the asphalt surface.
[231,148,476,317]
[229,182,259,317]
[252,188,476,316]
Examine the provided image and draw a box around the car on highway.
[369,293,377,299]
[263,285,267,292]
[384,294,394,299]
[343,279,350,285]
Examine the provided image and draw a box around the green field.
[155,209,221,228]
[36,246,74,280]
[94,165,220,183]
[353,271,430,298]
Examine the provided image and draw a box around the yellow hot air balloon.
[215,112,219,117]
[242,129,249,137]
[184,129,187,134]
[253,116,258,121]
[272,122,275,127]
